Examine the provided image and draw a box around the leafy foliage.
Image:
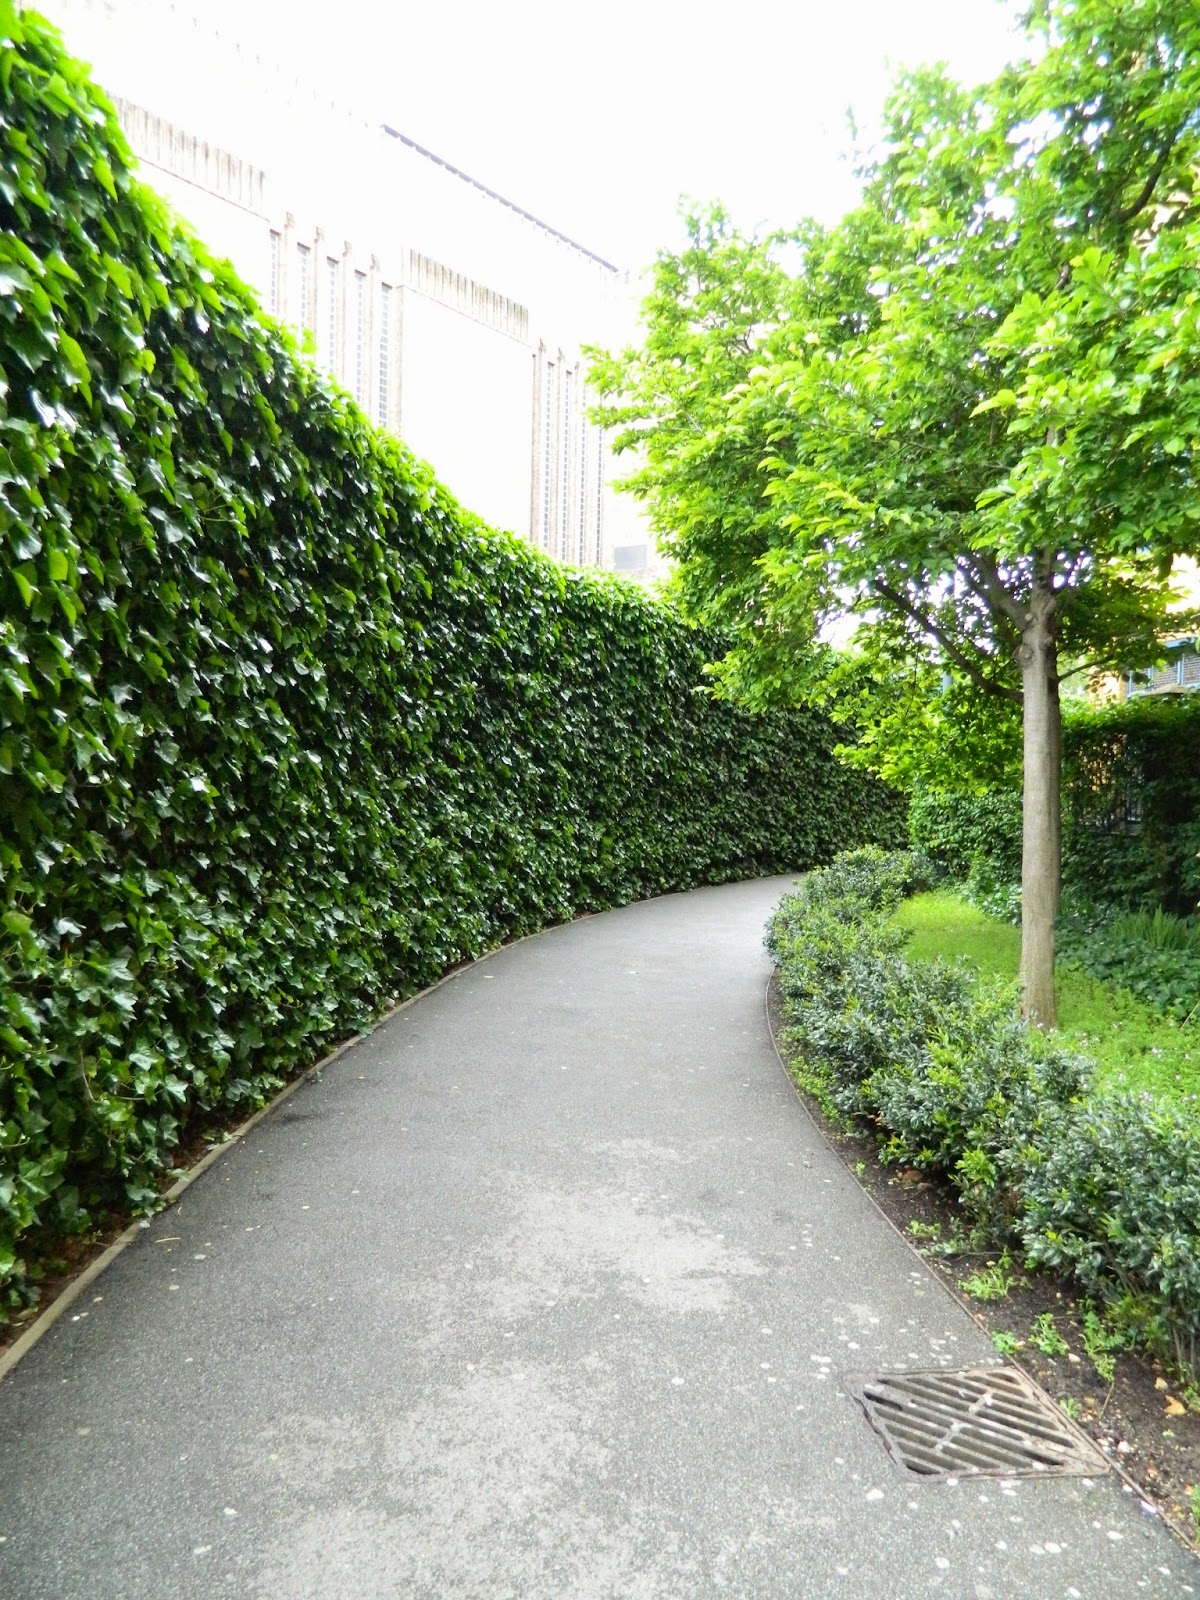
[770,851,1200,1379]
[1057,914,1200,1022]
[1062,695,1200,915]
[0,13,904,1314]
[912,695,1200,914]
[1022,1097,1200,1377]
[909,789,1024,908]
[593,1,1200,1023]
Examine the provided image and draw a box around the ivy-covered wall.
[0,12,903,1309]
[1063,695,1200,914]
[910,696,1200,914]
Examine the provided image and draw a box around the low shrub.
[788,845,934,920]
[767,849,940,1119]
[1058,907,1200,1021]
[1022,1094,1200,1376]
[870,990,1086,1227]
[770,850,1200,1379]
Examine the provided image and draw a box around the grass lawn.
[894,891,1200,1106]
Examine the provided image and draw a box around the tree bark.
[1018,567,1061,1028]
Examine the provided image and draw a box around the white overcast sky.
[191,0,1026,269]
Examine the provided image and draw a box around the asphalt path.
[0,876,1195,1598]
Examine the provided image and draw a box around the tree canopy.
[590,0,1200,1025]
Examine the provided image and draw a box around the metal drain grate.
[850,1366,1109,1478]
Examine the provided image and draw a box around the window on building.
[541,360,555,548]
[268,230,281,314]
[353,270,367,404]
[322,257,339,373]
[578,403,589,565]
[595,427,605,561]
[295,242,310,331]
[377,284,392,426]
[560,369,572,561]
[613,543,647,572]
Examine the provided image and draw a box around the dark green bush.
[909,790,1022,890]
[788,844,933,920]
[1057,911,1200,1020]
[0,13,904,1312]
[1064,697,1200,916]
[770,851,1200,1378]
[1022,1094,1200,1374]
[767,849,938,1119]
[869,988,1086,1218]
[910,696,1200,917]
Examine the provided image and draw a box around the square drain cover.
[850,1366,1109,1478]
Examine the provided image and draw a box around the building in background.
[1087,559,1200,701]
[1122,638,1200,698]
[27,0,664,579]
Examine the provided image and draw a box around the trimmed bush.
[0,13,904,1313]
[908,790,1022,893]
[911,696,1200,917]
[1022,1094,1200,1375]
[769,851,1200,1378]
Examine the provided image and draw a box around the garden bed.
[771,969,1199,1547]
[768,848,1200,1550]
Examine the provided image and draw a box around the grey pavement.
[0,875,1196,1600]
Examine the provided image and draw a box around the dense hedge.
[908,788,1022,903]
[769,851,1200,1378]
[1064,696,1200,914]
[911,695,1200,914]
[0,13,903,1310]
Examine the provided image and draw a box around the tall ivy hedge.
[911,696,1200,913]
[0,11,902,1310]
[1063,695,1200,914]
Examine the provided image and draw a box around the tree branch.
[1117,132,1179,227]
[954,559,1021,655]
[1057,657,1109,684]
[872,575,1023,704]
[959,550,1029,631]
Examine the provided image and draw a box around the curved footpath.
[0,876,1195,1599]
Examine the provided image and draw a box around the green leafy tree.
[592,0,1200,1025]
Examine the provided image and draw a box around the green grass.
[894,891,1200,1105]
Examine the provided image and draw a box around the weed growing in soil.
[961,1252,1023,1302]
[1082,1304,1128,1386]
[1030,1313,1070,1357]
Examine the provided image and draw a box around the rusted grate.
[850,1366,1109,1478]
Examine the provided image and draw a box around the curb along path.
[0,877,1194,1599]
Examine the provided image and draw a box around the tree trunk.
[1048,663,1062,922]
[1018,569,1061,1028]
